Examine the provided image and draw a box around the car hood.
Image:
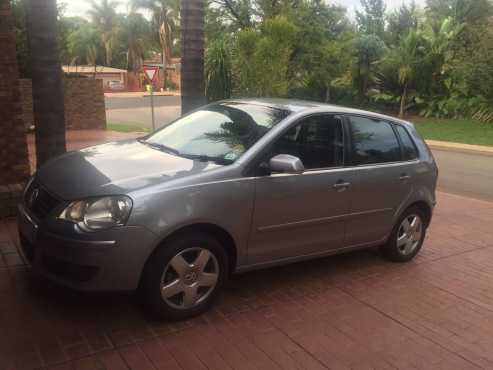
[37,140,221,199]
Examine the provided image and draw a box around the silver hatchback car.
[18,99,438,319]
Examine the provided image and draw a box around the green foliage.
[352,34,386,103]
[356,0,386,37]
[234,16,297,97]
[88,0,120,66]
[67,20,103,66]
[118,13,153,71]
[205,37,233,101]
[9,0,493,126]
[386,1,419,45]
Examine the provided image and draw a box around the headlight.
[59,196,132,232]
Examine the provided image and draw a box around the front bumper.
[17,204,158,291]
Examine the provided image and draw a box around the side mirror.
[269,154,304,174]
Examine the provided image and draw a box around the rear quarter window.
[395,125,419,160]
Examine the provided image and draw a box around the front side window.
[144,103,291,164]
[348,116,401,165]
[395,125,418,160]
[271,115,344,170]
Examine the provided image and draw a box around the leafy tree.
[131,0,179,87]
[209,0,253,29]
[386,1,419,45]
[234,16,297,97]
[66,20,102,67]
[119,13,153,71]
[205,37,232,101]
[88,0,120,66]
[285,0,353,102]
[352,34,386,104]
[425,0,492,25]
[356,0,386,38]
[382,31,426,117]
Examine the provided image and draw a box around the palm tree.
[181,0,206,113]
[132,0,179,87]
[88,0,119,66]
[352,34,386,104]
[25,0,66,167]
[121,13,152,72]
[385,31,425,117]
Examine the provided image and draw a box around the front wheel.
[140,232,228,320]
[381,207,427,262]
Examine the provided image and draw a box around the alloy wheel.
[160,247,219,309]
[397,214,423,255]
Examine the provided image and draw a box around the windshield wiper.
[180,153,234,165]
[138,139,181,156]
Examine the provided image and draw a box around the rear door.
[344,115,415,247]
[247,114,355,265]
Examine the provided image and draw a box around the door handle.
[333,181,351,191]
[399,174,411,181]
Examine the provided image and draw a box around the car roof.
[223,98,412,127]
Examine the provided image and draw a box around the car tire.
[140,232,228,320]
[380,206,427,263]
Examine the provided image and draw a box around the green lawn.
[413,117,493,147]
[107,122,151,133]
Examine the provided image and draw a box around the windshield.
[144,102,291,163]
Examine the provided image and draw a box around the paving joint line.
[333,284,485,370]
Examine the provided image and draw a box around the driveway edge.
[426,140,493,156]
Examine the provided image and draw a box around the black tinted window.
[395,125,418,160]
[272,115,344,169]
[349,116,401,165]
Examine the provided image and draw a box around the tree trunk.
[104,40,112,66]
[181,0,206,114]
[399,83,408,118]
[324,84,331,103]
[26,0,66,168]
[162,49,167,90]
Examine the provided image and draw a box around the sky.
[60,0,426,18]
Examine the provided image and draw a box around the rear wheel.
[381,206,426,262]
[141,232,228,320]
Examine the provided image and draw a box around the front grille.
[42,254,99,282]
[24,181,61,219]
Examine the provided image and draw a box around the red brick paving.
[2,192,493,369]
[2,131,493,369]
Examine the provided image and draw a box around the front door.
[247,114,354,265]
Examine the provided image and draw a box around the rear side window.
[395,125,418,160]
[348,116,401,165]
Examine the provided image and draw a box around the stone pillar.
[0,0,30,216]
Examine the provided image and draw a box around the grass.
[413,117,493,147]
[107,122,150,133]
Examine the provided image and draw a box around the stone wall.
[0,1,30,190]
[64,77,107,130]
[19,77,107,131]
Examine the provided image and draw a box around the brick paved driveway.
[2,192,493,370]
[2,130,493,369]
